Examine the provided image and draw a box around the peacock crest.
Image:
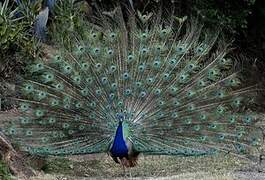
[3,4,263,166]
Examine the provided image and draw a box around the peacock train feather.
[2,4,264,167]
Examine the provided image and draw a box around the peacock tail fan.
[3,4,264,162]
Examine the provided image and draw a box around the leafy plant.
[0,160,11,180]
[0,0,44,54]
[191,0,256,34]
[0,0,25,52]
[49,0,89,49]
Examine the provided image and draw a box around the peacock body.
[3,5,263,167]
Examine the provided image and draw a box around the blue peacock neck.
[110,121,129,158]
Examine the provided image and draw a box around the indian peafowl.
[2,3,264,168]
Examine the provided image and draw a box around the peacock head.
[116,113,124,124]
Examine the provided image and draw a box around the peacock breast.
[110,121,129,158]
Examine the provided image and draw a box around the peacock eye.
[123,73,129,79]
[95,63,101,68]
[26,85,32,89]
[10,129,15,134]
[140,91,146,97]
[138,65,145,71]
[197,47,203,52]
[110,33,116,38]
[110,65,116,71]
[55,55,61,60]
[74,77,81,84]
[101,77,107,83]
[128,54,134,62]
[125,89,131,95]
[96,90,102,96]
[111,84,117,91]
[108,49,113,55]
[177,46,184,52]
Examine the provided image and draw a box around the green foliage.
[0,160,11,180]
[0,0,25,52]
[49,0,88,49]
[15,0,43,20]
[191,0,256,34]
[0,0,41,56]
[0,0,42,80]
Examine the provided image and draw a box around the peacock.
[2,2,264,169]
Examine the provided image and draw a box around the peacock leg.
[122,163,126,177]
[129,167,132,178]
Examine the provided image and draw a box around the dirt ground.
[20,154,265,180]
